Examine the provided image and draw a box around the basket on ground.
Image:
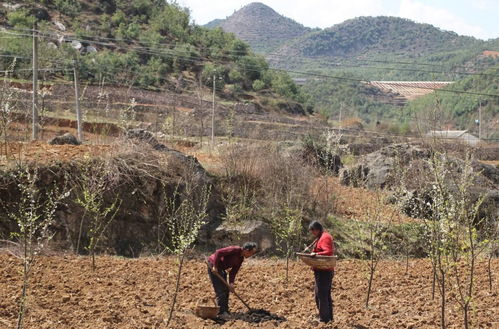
[296,252,337,270]
[195,299,220,320]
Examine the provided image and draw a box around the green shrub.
[54,0,82,17]
[252,79,265,91]
[7,9,35,28]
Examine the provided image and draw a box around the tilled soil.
[0,255,498,328]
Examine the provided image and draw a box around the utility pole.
[73,59,83,142]
[478,101,482,140]
[211,75,216,145]
[32,23,39,141]
[339,103,343,132]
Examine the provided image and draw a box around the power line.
[274,68,499,98]
[5,26,498,77]
[2,28,499,99]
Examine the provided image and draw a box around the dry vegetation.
[0,58,498,328]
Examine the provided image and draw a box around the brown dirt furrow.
[0,255,497,328]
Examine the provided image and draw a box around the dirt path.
[1,255,497,328]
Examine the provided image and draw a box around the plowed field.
[1,255,498,328]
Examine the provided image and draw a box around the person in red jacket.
[207,242,257,315]
[308,221,335,323]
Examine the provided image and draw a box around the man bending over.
[207,242,257,316]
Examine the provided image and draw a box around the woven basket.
[195,299,220,320]
[296,252,337,270]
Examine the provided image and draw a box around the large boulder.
[472,161,499,186]
[126,129,165,150]
[341,143,499,223]
[339,143,430,189]
[126,129,205,177]
[48,133,81,146]
[211,220,274,253]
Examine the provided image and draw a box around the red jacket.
[312,231,335,271]
[208,246,244,283]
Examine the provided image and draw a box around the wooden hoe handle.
[206,261,252,311]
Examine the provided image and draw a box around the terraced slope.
[205,2,311,53]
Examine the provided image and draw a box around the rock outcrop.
[211,220,274,253]
[49,133,81,146]
[339,143,430,189]
[340,143,499,222]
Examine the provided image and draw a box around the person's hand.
[212,266,218,273]
[229,283,235,293]
[310,252,317,257]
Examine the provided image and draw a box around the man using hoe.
[207,242,257,316]
[308,221,335,323]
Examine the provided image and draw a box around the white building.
[425,130,481,146]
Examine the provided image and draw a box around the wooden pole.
[206,262,252,311]
[73,60,83,142]
[211,75,215,145]
[31,23,39,141]
[478,101,482,140]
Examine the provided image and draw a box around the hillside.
[271,16,498,81]
[404,66,499,137]
[205,4,498,127]
[207,6,498,80]
[300,74,402,124]
[278,16,478,58]
[0,0,304,111]
[205,2,311,53]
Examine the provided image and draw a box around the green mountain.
[205,2,311,54]
[278,16,478,58]
[271,16,499,81]
[207,4,498,80]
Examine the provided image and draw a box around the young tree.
[303,130,344,218]
[358,192,396,308]
[0,60,18,156]
[6,167,69,329]
[418,153,489,329]
[118,98,137,132]
[73,160,121,271]
[445,157,489,329]
[484,218,498,293]
[161,167,211,327]
[270,206,303,283]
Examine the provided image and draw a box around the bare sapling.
[391,154,420,274]
[304,131,344,218]
[73,160,121,271]
[5,166,69,329]
[119,98,137,132]
[219,144,260,226]
[359,192,396,308]
[225,106,236,143]
[485,218,498,292]
[258,146,310,282]
[160,164,211,327]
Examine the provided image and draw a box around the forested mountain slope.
[0,0,304,107]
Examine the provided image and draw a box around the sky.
[179,0,499,40]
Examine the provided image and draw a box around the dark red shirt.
[208,246,244,283]
[313,231,335,271]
